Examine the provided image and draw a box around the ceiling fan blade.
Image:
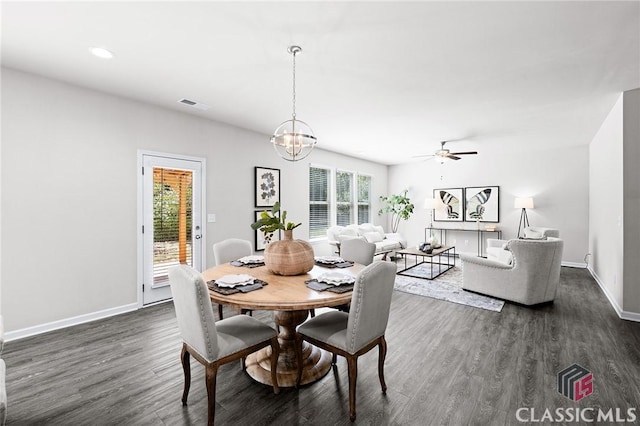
[447,154,462,160]
[412,154,435,158]
[449,151,478,155]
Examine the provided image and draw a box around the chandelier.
[270,46,317,162]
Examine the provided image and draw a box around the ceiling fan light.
[435,155,447,164]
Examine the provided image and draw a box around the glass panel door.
[142,155,202,305]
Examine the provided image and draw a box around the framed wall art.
[464,186,500,222]
[254,210,280,251]
[255,167,280,208]
[433,188,464,222]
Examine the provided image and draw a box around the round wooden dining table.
[202,262,365,387]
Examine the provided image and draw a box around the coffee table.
[395,246,456,280]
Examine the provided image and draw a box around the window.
[357,175,371,224]
[309,165,372,239]
[336,170,353,226]
[309,167,330,238]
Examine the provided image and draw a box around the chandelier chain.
[292,49,296,120]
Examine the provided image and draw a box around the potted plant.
[251,201,301,243]
[378,189,415,233]
[251,202,313,276]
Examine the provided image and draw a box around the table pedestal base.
[245,309,332,387]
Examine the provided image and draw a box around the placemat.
[207,278,268,295]
[305,279,354,293]
[315,261,354,269]
[230,260,265,268]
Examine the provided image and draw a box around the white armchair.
[486,227,559,264]
[460,238,564,305]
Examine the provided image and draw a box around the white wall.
[622,88,640,314]
[589,95,624,309]
[388,144,590,263]
[0,67,387,333]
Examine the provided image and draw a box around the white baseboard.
[620,310,640,322]
[561,261,588,268]
[5,303,139,342]
[588,267,640,323]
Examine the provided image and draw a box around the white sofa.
[327,223,407,258]
[486,227,559,265]
[461,238,564,305]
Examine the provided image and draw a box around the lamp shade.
[514,197,534,209]
[423,197,437,210]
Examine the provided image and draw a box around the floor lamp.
[515,197,534,238]
[423,197,437,229]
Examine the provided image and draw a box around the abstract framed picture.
[254,210,280,251]
[433,188,464,222]
[464,186,500,222]
[255,167,280,208]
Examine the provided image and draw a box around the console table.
[424,227,502,257]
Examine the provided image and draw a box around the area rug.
[394,264,505,312]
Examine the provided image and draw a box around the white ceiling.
[2,1,639,165]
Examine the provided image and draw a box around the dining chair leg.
[332,353,338,365]
[294,333,303,388]
[217,304,224,320]
[378,336,387,393]
[205,364,218,426]
[347,355,358,422]
[180,344,191,405]
[270,337,280,394]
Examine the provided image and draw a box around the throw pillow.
[358,223,376,236]
[363,231,384,243]
[523,229,544,239]
[373,225,386,240]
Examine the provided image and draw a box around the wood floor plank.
[3,267,640,425]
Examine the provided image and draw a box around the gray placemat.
[230,260,265,268]
[207,278,268,295]
[315,261,354,269]
[305,279,354,293]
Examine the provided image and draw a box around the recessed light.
[89,47,114,59]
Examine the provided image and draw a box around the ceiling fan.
[414,141,478,162]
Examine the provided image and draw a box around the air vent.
[178,98,210,111]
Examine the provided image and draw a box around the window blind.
[309,167,330,238]
[153,168,193,283]
[357,175,371,224]
[336,170,353,226]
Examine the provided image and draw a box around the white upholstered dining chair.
[169,264,280,426]
[295,261,397,422]
[213,238,253,265]
[321,238,377,315]
[340,238,376,266]
[212,238,253,319]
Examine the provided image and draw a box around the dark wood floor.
[4,266,640,425]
